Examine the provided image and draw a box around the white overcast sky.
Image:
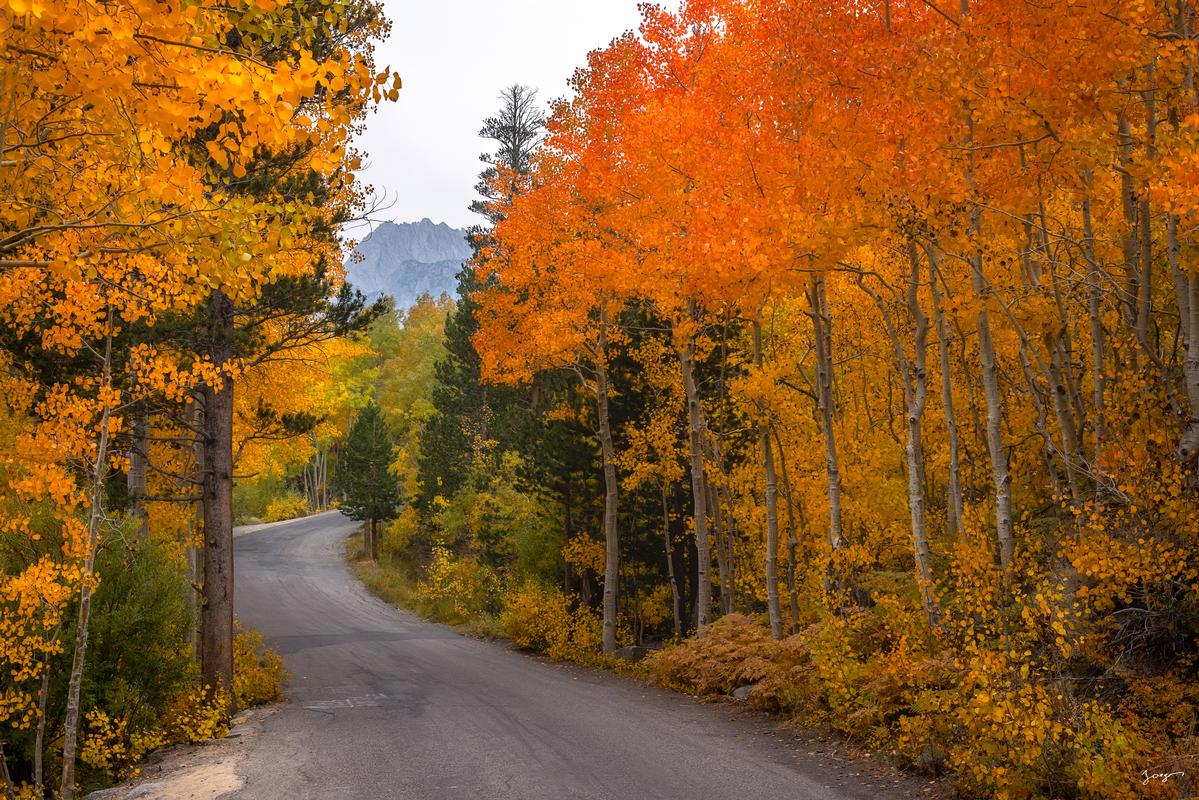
[351,1,667,231]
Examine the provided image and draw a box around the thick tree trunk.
[679,309,712,633]
[752,320,783,639]
[61,319,115,800]
[200,290,236,704]
[595,315,620,655]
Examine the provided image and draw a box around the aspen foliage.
[0,0,394,791]
[409,0,1199,797]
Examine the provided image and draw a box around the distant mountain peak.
[346,219,471,310]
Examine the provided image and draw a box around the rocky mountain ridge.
[346,218,471,310]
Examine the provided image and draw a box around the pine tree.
[337,402,401,561]
[415,85,545,515]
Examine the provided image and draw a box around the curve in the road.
[229,512,921,800]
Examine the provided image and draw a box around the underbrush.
[347,533,506,640]
[645,613,1190,800]
[77,623,288,786]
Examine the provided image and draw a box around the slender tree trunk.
[753,319,783,639]
[861,249,938,626]
[706,480,731,616]
[660,481,682,638]
[1165,200,1199,458]
[1048,342,1084,502]
[200,290,236,704]
[128,407,149,537]
[595,313,620,655]
[1171,213,1199,459]
[679,305,712,633]
[1118,110,1141,334]
[902,248,937,624]
[928,249,965,539]
[810,276,844,582]
[1,743,13,800]
[771,426,801,629]
[61,314,115,800]
[1083,194,1106,472]
[33,652,49,795]
[966,206,1015,569]
[1137,65,1157,349]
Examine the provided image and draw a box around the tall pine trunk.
[200,290,236,702]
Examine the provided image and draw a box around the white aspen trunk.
[861,248,937,626]
[707,480,732,616]
[595,312,620,654]
[1083,195,1106,472]
[927,249,965,539]
[771,426,801,628]
[60,316,115,800]
[963,108,1015,571]
[679,307,712,633]
[810,276,844,564]
[1,743,12,800]
[128,408,149,537]
[1137,64,1157,349]
[33,645,50,795]
[1048,342,1084,502]
[754,320,783,639]
[660,481,682,637]
[1178,269,1199,461]
[1118,111,1142,334]
[903,247,936,625]
[976,273,1015,573]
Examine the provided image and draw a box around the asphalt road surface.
[229,512,921,800]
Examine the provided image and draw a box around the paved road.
[229,513,914,800]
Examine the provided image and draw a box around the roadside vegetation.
[324,2,1199,797]
[0,0,393,795]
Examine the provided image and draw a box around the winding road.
[227,512,923,800]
